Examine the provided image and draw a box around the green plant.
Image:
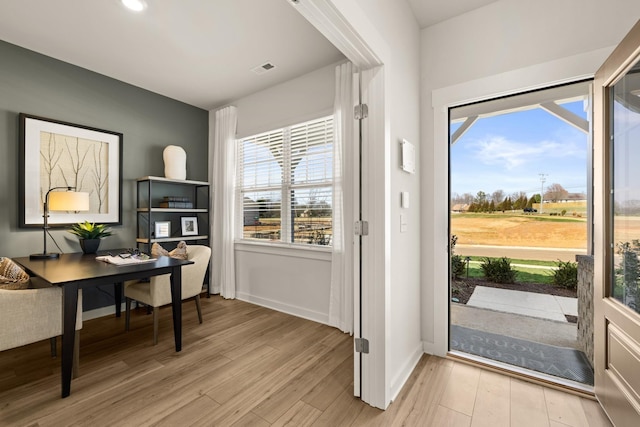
[552,260,578,289]
[68,221,112,239]
[481,257,517,284]
[450,235,466,279]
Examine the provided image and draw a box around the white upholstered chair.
[124,245,211,345]
[0,282,83,376]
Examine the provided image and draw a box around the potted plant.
[69,221,113,254]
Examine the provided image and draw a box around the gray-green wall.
[0,40,208,310]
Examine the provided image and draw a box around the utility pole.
[539,173,547,214]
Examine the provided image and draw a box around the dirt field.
[451,213,587,249]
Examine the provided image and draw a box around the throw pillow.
[0,257,31,290]
[151,241,188,260]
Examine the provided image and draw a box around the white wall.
[420,0,640,354]
[228,61,338,323]
[350,0,423,403]
[234,62,338,138]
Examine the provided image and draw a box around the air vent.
[251,62,277,75]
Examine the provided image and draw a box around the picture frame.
[19,113,123,227]
[181,217,198,236]
[155,221,171,239]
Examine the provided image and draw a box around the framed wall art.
[19,113,123,227]
[154,221,171,239]
[181,216,198,236]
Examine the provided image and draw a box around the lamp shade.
[48,191,90,212]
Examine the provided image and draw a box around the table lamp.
[30,187,90,260]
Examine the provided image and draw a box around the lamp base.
[29,252,60,260]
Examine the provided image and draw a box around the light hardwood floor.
[0,296,613,426]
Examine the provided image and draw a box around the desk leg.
[170,266,182,352]
[114,282,122,317]
[61,283,79,398]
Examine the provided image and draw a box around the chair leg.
[50,337,57,358]
[125,297,132,331]
[72,330,80,379]
[195,295,203,324]
[153,307,159,346]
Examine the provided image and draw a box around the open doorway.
[448,80,594,388]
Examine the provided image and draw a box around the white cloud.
[469,135,585,171]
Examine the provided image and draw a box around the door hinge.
[354,220,369,236]
[355,337,369,354]
[354,103,368,120]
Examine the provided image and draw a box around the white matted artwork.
[19,113,122,227]
[181,217,198,236]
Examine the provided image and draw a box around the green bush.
[451,254,466,279]
[552,260,578,289]
[481,257,517,284]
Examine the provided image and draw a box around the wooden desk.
[13,253,193,398]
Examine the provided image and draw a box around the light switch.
[400,214,408,232]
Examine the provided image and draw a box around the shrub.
[481,257,516,284]
[450,235,466,279]
[552,260,578,290]
[451,255,466,279]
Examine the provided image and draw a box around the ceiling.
[0,0,498,110]
[407,0,499,28]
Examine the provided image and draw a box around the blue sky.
[450,101,588,198]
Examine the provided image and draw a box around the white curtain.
[210,106,238,299]
[328,62,356,334]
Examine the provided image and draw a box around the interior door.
[594,19,640,426]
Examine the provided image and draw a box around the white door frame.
[290,0,389,409]
[430,49,611,355]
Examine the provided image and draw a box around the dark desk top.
[13,253,193,287]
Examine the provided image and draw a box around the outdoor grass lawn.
[462,263,554,285]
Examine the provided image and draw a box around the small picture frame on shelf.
[181,217,198,236]
[155,221,171,238]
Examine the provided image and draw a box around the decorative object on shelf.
[154,221,171,238]
[181,217,198,236]
[151,241,188,260]
[68,221,113,254]
[30,187,90,260]
[163,145,187,180]
[19,113,123,227]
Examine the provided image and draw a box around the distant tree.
[491,189,505,204]
[489,200,496,212]
[475,191,487,205]
[512,192,528,210]
[502,197,513,211]
[544,183,569,202]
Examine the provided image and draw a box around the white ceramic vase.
[163,145,187,180]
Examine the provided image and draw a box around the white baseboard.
[236,291,329,325]
[390,343,424,402]
[83,303,125,321]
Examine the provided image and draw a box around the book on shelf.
[158,201,194,208]
[163,196,190,202]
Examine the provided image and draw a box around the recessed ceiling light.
[121,0,147,12]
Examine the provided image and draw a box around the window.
[238,116,333,246]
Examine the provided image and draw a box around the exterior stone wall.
[576,255,594,367]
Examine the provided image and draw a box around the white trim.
[82,304,123,321]
[234,241,332,261]
[429,46,615,357]
[236,291,329,325]
[389,342,423,402]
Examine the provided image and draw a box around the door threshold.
[447,350,596,400]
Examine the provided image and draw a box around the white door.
[593,19,640,426]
